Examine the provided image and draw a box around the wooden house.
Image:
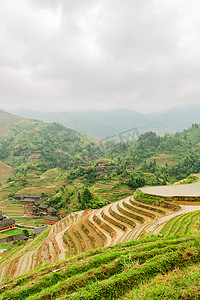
[28,153,40,159]
[39,204,49,214]
[24,206,38,216]
[13,194,41,201]
[96,161,108,167]
[47,207,57,216]
[45,216,60,226]
[0,218,15,231]
[31,226,48,236]
[22,198,36,207]
[0,234,28,244]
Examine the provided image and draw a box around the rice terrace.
[0,174,199,299]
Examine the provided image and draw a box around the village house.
[39,204,49,214]
[0,234,28,244]
[28,153,40,159]
[31,226,48,236]
[45,215,60,226]
[22,198,36,207]
[96,165,121,177]
[56,148,63,152]
[13,194,42,201]
[0,218,15,231]
[96,161,108,167]
[24,206,38,217]
[47,207,57,216]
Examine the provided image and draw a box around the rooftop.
[24,206,38,211]
[45,215,60,221]
[0,218,15,227]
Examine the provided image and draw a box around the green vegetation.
[0,110,200,216]
[178,174,199,184]
[0,234,199,299]
[0,111,200,298]
[118,262,200,300]
[0,228,29,239]
[161,210,200,238]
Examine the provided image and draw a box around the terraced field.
[0,235,199,299]
[0,196,177,281]
[161,210,200,237]
[0,161,14,185]
[0,175,200,283]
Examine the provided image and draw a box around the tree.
[80,188,93,210]
[22,229,29,237]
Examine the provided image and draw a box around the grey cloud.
[0,0,200,112]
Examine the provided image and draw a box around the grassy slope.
[161,210,200,238]
[0,234,199,300]
[0,161,14,185]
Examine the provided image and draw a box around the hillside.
[0,229,199,299]
[0,110,34,138]
[0,161,14,185]
[1,175,200,283]
[0,111,101,174]
[0,111,200,223]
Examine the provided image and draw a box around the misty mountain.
[148,105,200,131]
[9,109,173,139]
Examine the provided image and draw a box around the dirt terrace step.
[117,202,145,224]
[109,202,136,229]
[130,197,167,215]
[123,198,156,220]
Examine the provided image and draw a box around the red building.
[45,216,60,226]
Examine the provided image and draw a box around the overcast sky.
[0,0,200,113]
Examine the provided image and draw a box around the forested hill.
[101,123,200,181]
[0,110,200,183]
[0,111,101,173]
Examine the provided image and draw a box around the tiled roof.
[45,215,60,221]
[0,218,15,227]
[24,206,38,211]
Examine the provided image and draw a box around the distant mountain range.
[148,105,200,131]
[8,105,200,138]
